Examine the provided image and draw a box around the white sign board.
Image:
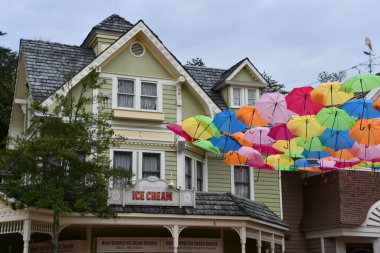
[108,177,195,207]
[163,238,221,252]
[30,240,87,253]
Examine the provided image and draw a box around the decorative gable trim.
[41,21,220,115]
[225,59,267,85]
[363,200,380,227]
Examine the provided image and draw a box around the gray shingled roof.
[112,192,287,227]
[21,39,95,102]
[93,14,134,34]
[184,66,228,111]
[212,58,247,91]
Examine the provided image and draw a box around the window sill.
[113,109,165,121]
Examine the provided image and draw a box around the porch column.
[270,234,275,253]
[282,237,285,253]
[164,225,187,253]
[257,231,262,253]
[232,227,246,253]
[23,220,31,253]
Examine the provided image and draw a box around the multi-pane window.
[142,153,161,178]
[196,161,204,191]
[117,79,134,108]
[141,82,157,110]
[233,88,242,106]
[113,151,132,187]
[234,166,250,199]
[185,157,192,190]
[247,89,256,105]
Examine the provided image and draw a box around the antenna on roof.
[364,37,375,73]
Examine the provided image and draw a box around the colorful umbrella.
[235,106,269,127]
[166,123,193,141]
[302,150,331,159]
[247,160,275,170]
[192,139,220,154]
[272,139,304,153]
[244,127,274,145]
[285,86,324,115]
[316,159,337,171]
[291,159,319,171]
[237,146,263,162]
[318,129,355,151]
[287,115,325,138]
[295,137,325,151]
[315,107,355,131]
[350,142,380,160]
[229,132,253,147]
[266,154,294,170]
[224,151,249,165]
[311,82,353,106]
[212,110,246,133]
[268,123,297,140]
[209,135,241,152]
[182,116,219,140]
[370,96,380,111]
[256,92,292,125]
[349,119,380,146]
[340,73,380,93]
[253,143,283,155]
[342,99,380,119]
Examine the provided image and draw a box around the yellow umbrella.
[310,82,353,106]
[266,154,294,170]
[272,139,303,153]
[287,115,325,138]
[182,116,219,140]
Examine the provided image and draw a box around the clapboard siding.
[254,170,281,216]
[163,84,176,123]
[165,150,177,184]
[208,158,231,192]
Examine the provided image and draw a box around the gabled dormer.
[81,14,134,56]
[212,58,268,109]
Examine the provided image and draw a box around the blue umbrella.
[210,135,241,151]
[290,158,319,169]
[302,150,331,159]
[318,128,355,150]
[342,99,380,119]
[212,110,247,133]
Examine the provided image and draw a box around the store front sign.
[30,240,87,253]
[108,177,195,207]
[96,238,221,253]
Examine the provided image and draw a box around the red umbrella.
[256,92,292,125]
[166,123,193,141]
[285,86,324,115]
[268,123,297,140]
[253,143,283,155]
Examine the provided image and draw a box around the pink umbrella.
[350,142,380,160]
[247,160,275,170]
[317,159,337,170]
[253,143,283,155]
[268,123,297,140]
[244,127,274,146]
[166,123,193,141]
[237,146,264,163]
[256,92,292,125]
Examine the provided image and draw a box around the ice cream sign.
[108,177,195,207]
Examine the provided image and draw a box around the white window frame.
[138,150,165,180]
[229,86,260,108]
[246,88,258,106]
[230,165,254,200]
[184,156,206,191]
[111,74,163,112]
[231,87,242,108]
[109,148,137,187]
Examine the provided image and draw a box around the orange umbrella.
[235,106,269,127]
[223,151,249,165]
[326,148,355,160]
[349,119,380,145]
[229,132,253,147]
[298,167,322,172]
[371,96,380,111]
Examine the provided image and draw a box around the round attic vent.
[130,42,145,57]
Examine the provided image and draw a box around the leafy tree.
[0,32,18,149]
[186,57,206,67]
[261,72,288,94]
[0,70,125,253]
[317,71,346,83]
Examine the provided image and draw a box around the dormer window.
[230,87,259,108]
[247,89,257,105]
[232,88,242,107]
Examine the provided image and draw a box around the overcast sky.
[1,0,379,90]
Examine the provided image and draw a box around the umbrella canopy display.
[285,86,324,115]
[311,82,353,106]
[237,146,263,162]
[340,73,380,93]
[318,129,355,150]
[166,123,193,141]
[209,135,241,152]
[342,99,380,119]
[224,151,249,165]
[287,115,325,138]
[235,106,269,127]
[182,116,219,140]
[256,92,292,125]
[350,142,380,160]
[244,127,274,145]
[315,107,355,131]
[212,110,246,133]
[192,140,220,154]
[349,119,380,146]
[266,155,294,170]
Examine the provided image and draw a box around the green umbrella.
[295,137,325,151]
[315,107,355,131]
[340,73,380,93]
[194,115,220,138]
[283,151,304,158]
[192,139,220,154]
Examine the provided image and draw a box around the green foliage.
[0,32,18,149]
[186,57,206,67]
[261,72,288,94]
[317,71,346,83]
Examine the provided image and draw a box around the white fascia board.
[225,59,268,85]
[40,21,220,115]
